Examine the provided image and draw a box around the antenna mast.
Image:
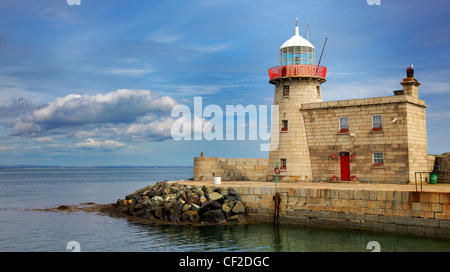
[304,18,311,41]
[316,38,328,76]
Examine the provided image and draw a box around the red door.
[340,152,350,181]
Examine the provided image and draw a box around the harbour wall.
[193,154,268,181]
[194,154,448,184]
[434,156,450,184]
[178,181,450,239]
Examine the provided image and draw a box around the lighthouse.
[266,19,327,182]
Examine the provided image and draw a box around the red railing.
[268,65,327,81]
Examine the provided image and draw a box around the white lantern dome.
[279,19,315,66]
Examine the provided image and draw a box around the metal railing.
[268,64,327,81]
[414,172,430,192]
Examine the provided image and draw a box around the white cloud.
[148,29,182,44]
[0,145,16,151]
[103,67,155,76]
[76,138,126,150]
[35,137,52,143]
[126,117,174,138]
[11,89,177,137]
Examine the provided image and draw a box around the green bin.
[430,173,437,184]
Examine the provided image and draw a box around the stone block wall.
[301,95,427,183]
[266,78,322,182]
[232,185,450,239]
[193,155,268,181]
[405,101,429,182]
[434,156,450,184]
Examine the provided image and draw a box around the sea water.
[0,167,449,252]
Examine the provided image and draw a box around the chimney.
[400,65,420,98]
[400,78,420,99]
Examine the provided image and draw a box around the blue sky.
[0,0,449,166]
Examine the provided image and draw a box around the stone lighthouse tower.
[266,19,327,182]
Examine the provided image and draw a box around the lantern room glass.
[279,46,315,66]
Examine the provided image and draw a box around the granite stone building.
[194,21,431,184]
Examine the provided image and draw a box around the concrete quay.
[176,180,450,239]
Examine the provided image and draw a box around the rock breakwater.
[114,181,246,224]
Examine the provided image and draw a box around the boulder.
[164,198,177,210]
[168,205,182,223]
[208,192,224,203]
[227,187,238,196]
[199,200,222,214]
[182,210,200,223]
[164,193,177,202]
[202,210,226,223]
[222,199,234,218]
[222,204,231,219]
[150,186,162,197]
[177,198,186,206]
[229,214,246,224]
[57,205,70,210]
[177,190,187,202]
[150,196,164,209]
[114,181,247,225]
[188,193,200,205]
[225,188,241,202]
[155,207,164,219]
[231,201,245,214]
[142,210,155,219]
[196,188,205,197]
[182,204,191,212]
[190,204,200,211]
[203,186,221,198]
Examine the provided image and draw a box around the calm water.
[0,167,449,252]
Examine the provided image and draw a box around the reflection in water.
[123,219,450,252]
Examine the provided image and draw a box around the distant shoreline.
[0,166,193,170]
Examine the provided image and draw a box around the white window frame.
[372,114,382,130]
[339,116,349,131]
[373,152,384,165]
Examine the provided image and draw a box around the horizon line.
[0,165,193,169]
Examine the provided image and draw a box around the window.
[279,46,315,66]
[372,115,382,131]
[281,158,287,170]
[281,120,288,131]
[339,117,349,133]
[283,85,290,96]
[373,153,384,166]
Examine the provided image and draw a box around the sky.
[0,0,449,166]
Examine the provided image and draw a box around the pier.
[177,180,450,239]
